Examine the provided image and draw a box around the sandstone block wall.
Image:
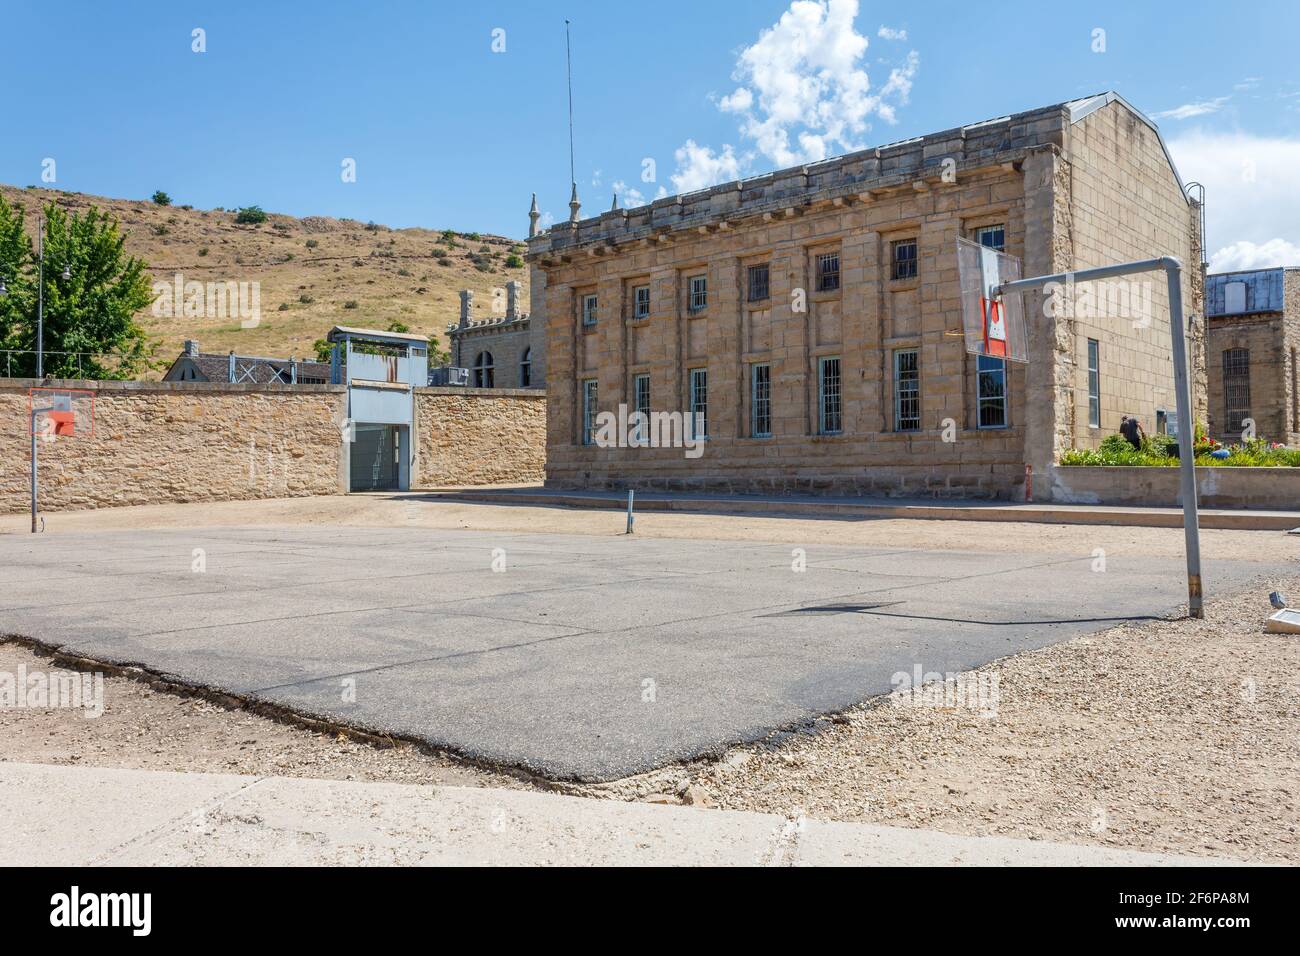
[413,387,546,486]
[1059,102,1205,458]
[1,380,347,515]
[531,97,1204,502]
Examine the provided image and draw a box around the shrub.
[505,254,524,268]
[151,190,172,206]
[299,293,314,304]
[151,224,169,236]
[197,246,208,257]
[235,205,268,225]
[305,239,319,249]
[343,300,358,310]
[277,302,290,311]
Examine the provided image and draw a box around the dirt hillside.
[0,184,528,376]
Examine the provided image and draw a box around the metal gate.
[350,424,400,491]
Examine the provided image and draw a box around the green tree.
[235,205,267,225]
[151,190,172,206]
[2,202,155,379]
[313,338,333,363]
[0,195,35,367]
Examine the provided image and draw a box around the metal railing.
[1,350,144,379]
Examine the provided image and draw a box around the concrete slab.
[0,762,1243,866]
[0,526,1289,780]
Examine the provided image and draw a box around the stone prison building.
[527,92,1206,500]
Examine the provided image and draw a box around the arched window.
[474,351,494,388]
[520,347,531,387]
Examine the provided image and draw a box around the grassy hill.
[0,184,528,377]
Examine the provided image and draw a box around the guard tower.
[327,326,429,492]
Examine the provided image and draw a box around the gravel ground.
[0,640,524,790]
[2,497,1296,862]
[676,573,1300,864]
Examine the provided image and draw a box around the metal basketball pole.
[997,256,1203,619]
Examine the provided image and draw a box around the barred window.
[819,357,842,434]
[894,349,920,431]
[633,373,650,445]
[816,252,840,292]
[1087,339,1101,428]
[751,363,772,438]
[1223,348,1251,433]
[977,354,1007,428]
[747,263,770,302]
[891,239,918,280]
[581,379,598,445]
[582,293,598,326]
[689,368,708,439]
[688,275,708,313]
[632,284,651,319]
[975,224,1006,252]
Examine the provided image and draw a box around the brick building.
[1205,267,1300,445]
[527,92,1206,500]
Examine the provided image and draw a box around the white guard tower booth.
[327,326,428,492]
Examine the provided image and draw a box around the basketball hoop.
[28,387,95,438]
[956,238,1028,363]
[26,387,96,534]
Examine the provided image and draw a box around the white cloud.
[612,180,667,208]
[666,0,919,191]
[1166,130,1300,272]
[877,25,907,40]
[1208,239,1300,273]
[1152,96,1229,120]
[670,141,742,193]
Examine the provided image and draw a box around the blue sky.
[4,0,1298,268]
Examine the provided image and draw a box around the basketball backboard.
[29,387,95,438]
[956,237,1029,363]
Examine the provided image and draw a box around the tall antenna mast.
[565,19,576,188]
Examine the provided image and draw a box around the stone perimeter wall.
[413,387,546,486]
[1,380,547,515]
[0,380,348,515]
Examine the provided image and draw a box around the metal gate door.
[350,424,400,491]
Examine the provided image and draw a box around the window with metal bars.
[581,379,598,445]
[688,275,707,313]
[819,357,842,434]
[816,252,840,292]
[894,349,920,431]
[582,293,598,326]
[975,225,1005,252]
[751,363,771,438]
[689,368,708,439]
[633,373,650,445]
[1223,348,1251,433]
[747,264,770,302]
[891,239,918,280]
[1087,339,1100,428]
[977,354,1007,428]
[632,284,650,319]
